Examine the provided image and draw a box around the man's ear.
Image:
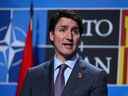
[49,31,54,42]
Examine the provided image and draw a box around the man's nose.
[66,31,73,40]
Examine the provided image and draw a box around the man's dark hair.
[48,10,83,35]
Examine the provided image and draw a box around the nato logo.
[0,10,29,83]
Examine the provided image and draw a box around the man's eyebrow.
[56,25,67,28]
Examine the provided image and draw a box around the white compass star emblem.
[0,21,26,82]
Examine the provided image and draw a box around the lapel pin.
[77,72,83,79]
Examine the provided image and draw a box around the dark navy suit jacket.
[21,58,108,96]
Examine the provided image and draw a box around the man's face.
[49,17,80,59]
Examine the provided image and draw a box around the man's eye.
[58,28,65,32]
[72,29,79,34]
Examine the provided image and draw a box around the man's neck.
[55,53,77,63]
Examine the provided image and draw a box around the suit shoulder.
[28,60,51,74]
[79,59,106,75]
[79,59,107,84]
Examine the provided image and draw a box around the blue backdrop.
[0,0,128,96]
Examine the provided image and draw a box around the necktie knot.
[59,64,68,73]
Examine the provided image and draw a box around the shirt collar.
[54,54,78,70]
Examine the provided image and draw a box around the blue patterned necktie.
[54,64,68,96]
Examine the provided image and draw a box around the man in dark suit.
[21,10,108,96]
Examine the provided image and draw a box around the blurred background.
[0,0,128,96]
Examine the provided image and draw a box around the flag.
[117,10,128,84]
[16,6,33,96]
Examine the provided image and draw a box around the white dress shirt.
[54,55,78,85]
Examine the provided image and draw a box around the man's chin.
[63,52,76,60]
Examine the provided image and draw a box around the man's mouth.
[63,43,73,48]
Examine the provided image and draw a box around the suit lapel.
[62,58,90,96]
[49,60,54,96]
[38,60,54,96]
